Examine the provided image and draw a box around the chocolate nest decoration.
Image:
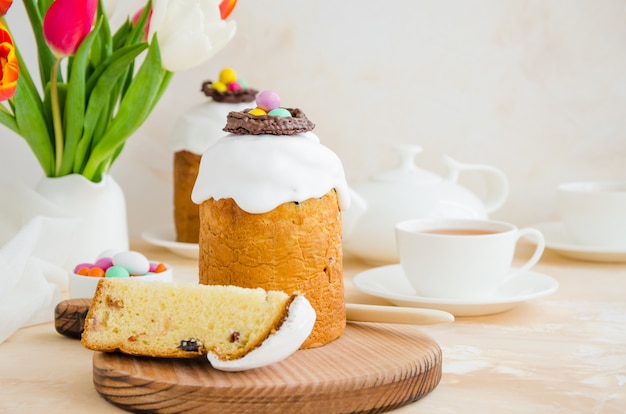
[201,81,257,103]
[223,108,315,135]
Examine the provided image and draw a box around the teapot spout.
[341,187,367,241]
[442,156,509,214]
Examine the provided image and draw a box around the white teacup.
[557,181,626,248]
[395,218,545,299]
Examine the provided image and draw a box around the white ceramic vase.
[35,174,129,267]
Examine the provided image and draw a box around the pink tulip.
[43,0,98,58]
[0,0,13,17]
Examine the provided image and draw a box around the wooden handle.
[54,298,91,339]
[346,303,454,325]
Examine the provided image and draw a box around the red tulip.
[219,0,236,19]
[43,0,98,58]
[0,0,12,17]
[0,20,18,101]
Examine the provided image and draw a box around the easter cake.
[170,68,258,243]
[81,278,316,371]
[191,91,350,349]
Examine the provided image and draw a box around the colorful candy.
[248,90,292,118]
[105,265,131,278]
[256,90,281,112]
[211,68,247,94]
[248,107,267,116]
[153,263,168,273]
[73,250,168,279]
[113,251,150,275]
[268,107,291,117]
[73,262,94,273]
[95,257,113,270]
[219,67,237,84]
[211,81,228,93]
[88,267,105,277]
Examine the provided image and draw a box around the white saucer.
[141,227,199,259]
[531,222,626,263]
[353,265,558,317]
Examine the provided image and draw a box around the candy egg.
[236,78,247,88]
[211,81,228,93]
[268,107,292,117]
[154,263,168,273]
[248,107,267,116]
[73,262,94,273]
[95,257,113,270]
[76,267,91,276]
[219,68,237,84]
[88,267,105,277]
[228,81,241,91]
[256,90,281,111]
[105,265,130,278]
[112,251,150,275]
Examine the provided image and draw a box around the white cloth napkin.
[0,182,80,344]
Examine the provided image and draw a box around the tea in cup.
[395,218,545,299]
[557,181,626,248]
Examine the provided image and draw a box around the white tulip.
[102,0,120,19]
[149,0,236,72]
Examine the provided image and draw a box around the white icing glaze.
[169,100,253,155]
[191,132,351,213]
[207,295,316,372]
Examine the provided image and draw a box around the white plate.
[353,265,558,317]
[531,222,626,263]
[141,227,199,259]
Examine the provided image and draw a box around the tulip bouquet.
[0,0,237,182]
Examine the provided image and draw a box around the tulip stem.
[50,58,63,176]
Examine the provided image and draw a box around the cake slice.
[81,278,315,370]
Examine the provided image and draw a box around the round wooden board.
[93,323,442,414]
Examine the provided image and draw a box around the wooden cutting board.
[93,322,442,414]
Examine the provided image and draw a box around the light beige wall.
[1,0,625,237]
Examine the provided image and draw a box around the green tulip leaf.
[13,75,54,176]
[112,19,133,51]
[0,105,18,134]
[23,0,57,88]
[74,43,148,172]
[59,18,104,176]
[83,37,168,181]
[90,1,113,73]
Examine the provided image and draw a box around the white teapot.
[342,145,509,264]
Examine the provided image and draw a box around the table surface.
[2,240,625,413]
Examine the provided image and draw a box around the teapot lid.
[371,145,442,184]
